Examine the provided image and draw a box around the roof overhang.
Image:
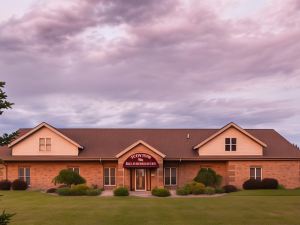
[8,122,83,149]
[193,122,267,150]
[116,140,166,158]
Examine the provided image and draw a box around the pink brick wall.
[228,160,300,189]
[4,160,300,190]
[6,162,103,189]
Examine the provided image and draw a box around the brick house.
[0,122,300,190]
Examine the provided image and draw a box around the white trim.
[164,167,177,186]
[225,138,237,152]
[135,168,146,191]
[115,140,166,158]
[18,167,31,185]
[8,122,83,149]
[193,122,267,149]
[250,167,262,180]
[104,167,116,186]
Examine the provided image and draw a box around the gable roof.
[8,122,83,149]
[1,124,299,161]
[116,140,166,158]
[193,122,267,149]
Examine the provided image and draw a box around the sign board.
[123,153,159,168]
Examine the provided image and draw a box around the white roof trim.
[8,122,83,149]
[193,122,267,150]
[116,140,166,158]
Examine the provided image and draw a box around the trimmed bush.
[57,188,86,196]
[176,187,190,195]
[191,182,205,195]
[194,168,222,187]
[46,188,57,193]
[52,169,86,186]
[204,187,215,195]
[222,185,238,193]
[11,179,28,190]
[86,189,102,196]
[278,184,286,190]
[71,184,89,191]
[151,188,170,197]
[243,179,262,190]
[261,178,278,189]
[215,187,225,194]
[0,180,11,190]
[113,187,129,196]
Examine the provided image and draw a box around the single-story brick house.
[0,122,300,190]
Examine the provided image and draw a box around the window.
[250,167,262,181]
[46,138,51,151]
[225,138,236,151]
[68,167,80,174]
[104,168,116,186]
[164,167,177,186]
[39,138,51,151]
[18,167,30,185]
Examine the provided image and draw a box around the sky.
[0,0,299,145]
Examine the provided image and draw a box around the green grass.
[1,190,300,225]
[230,189,300,196]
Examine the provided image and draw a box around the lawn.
[1,190,300,225]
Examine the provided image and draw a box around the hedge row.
[243,178,278,190]
[0,179,28,190]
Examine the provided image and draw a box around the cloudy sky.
[0,0,299,145]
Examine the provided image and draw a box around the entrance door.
[135,169,146,191]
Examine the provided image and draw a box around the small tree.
[194,168,222,187]
[0,81,18,146]
[53,169,86,187]
[0,210,15,225]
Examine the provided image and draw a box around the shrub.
[261,178,278,189]
[151,188,171,197]
[71,184,89,191]
[0,180,11,190]
[278,184,286,190]
[0,210,15,225]
[176,187,190,195]
[11,179,28,190]
[52,170,86,187]
[191,182,205,195]
[222,185,238,193]
[215,187,225,193]
[204,187,215,195]
[86,189,102,196]
[46,188,57,193]
[243,179,262,190]
[194,168,222,187]
[113,187,129,196]
[57,188,86,196]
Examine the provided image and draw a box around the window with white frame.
[250,167,262,181]
[164,167,177,186]
[225,138,237,151]
[104,168,116,186]
[18,167,30,185]
[68,167,80,174]
[39,138,51,151]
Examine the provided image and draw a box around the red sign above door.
[123,153,159,168]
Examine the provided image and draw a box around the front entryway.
[135,169,146,191]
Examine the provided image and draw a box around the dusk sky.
[0,0,299,145]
